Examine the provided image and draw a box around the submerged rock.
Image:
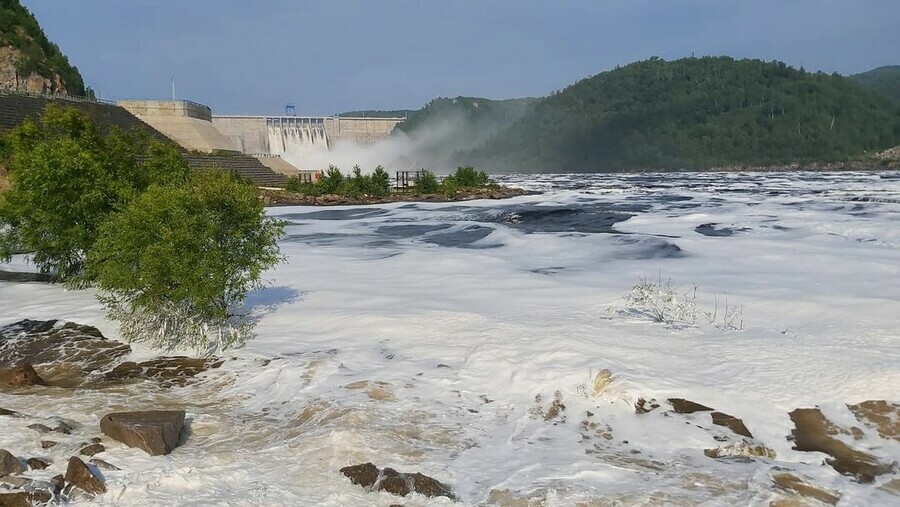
[668,398,713,414]
[26,458,49,470]
[789,407,895,483]
[79,444,104,457]
[340,462,456,501]
[63,456,105,496]
[848,400,900,441]
[0,320,130,386]
[772,472,840,505]
[100,410,185,456]
[0,449,24,477]
[103,356,223,387]
[88,459,119,471]
[0,363,46,387]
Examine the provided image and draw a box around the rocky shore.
[260,185,532,207]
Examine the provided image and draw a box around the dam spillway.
[212,115,405,162]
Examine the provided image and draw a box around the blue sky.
[23,0,900,115]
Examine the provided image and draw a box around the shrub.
[0,104,189,279]
[414,170,440,193]
[87,170,285,352]
[614,275,744,330]
[319,165,344,194]
[443,166,491,188]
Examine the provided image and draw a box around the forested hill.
[453,57,900,172]
[0,0,86,95]
[851,66,900,104]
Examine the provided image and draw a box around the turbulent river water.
[1,171,899,506]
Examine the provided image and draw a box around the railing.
[0,86,116,105]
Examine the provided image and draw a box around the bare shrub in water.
[616,276,744,330]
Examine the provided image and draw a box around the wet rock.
[0,476,30,488]
[772,472,840,505]
[0,490,52,507]
[0,320,131,385]
[100,410,185,456]
[635,398,660,414]
[0,449,24,477]
[340,462,379,488]
[103,356,223,387]
[40,441,57,449]
[79,444,104,457]
[0,407,20,417]
[711,411,752,438]
[1,363,46,387]
[669,398,713,414]
[63,456,106,496]
[26,457,49,470]
[789,407,894,483]
[848,400,900,441]
[704,441,775,460]
[26,424,52,434]
[0,270,53,283]
[340,462,456,500]
[88,459,119,471]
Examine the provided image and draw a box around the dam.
[212,115,405,167]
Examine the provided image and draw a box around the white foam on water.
[1,171,899,505]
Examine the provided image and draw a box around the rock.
[26,424,52,434]
[848,400,900,441]
[79,444,104,457]
[0,476,30,488]
[0,319,131,387]
[0,449,23,477]
[40,441,57,449]
[704,441,775,460]
[0,490,52,507]
[635,398,660,414]
[340,462,456,500]
[63,456,106,496]
[711,411,753,438]
[772,472,840,505]
[3,363,46,387]
[100,410,185,456]
[669,398,713,414]
[26,457,50,470]
[789,407,894,483]
[340,462,379,488]
[0,407,20,417]
[103,356,223,387]
[88,459,119,471]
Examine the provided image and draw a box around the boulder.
[340,462,456,500]
[0,450,23,477]
[26,457,49,470]
[711,411,752,438]
[2,364,46,387]
[79,444,104,457]
[668,398,713,414]
[63,456,105,496]
[0,491,52,507]
[100,410,185,456]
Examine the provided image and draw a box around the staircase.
[183,154,287,188]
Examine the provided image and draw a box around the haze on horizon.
[21,0,900,116]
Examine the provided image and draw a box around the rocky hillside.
[0,0,86,95]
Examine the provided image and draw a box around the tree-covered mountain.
[0,0,86,95]
[419,57,899,172]
[851,66,900,105]
[338,109,413,118]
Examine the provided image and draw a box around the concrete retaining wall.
[212,116,269,154]
[119,100,235,153]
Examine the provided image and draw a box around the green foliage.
[413,170,439,193]
[285,165,392,198]
[452,57,900,171]
[851,66,900,105]
[443,166,492,187]
[87,170,285,352]
[338,109,413,118]
[0,104,189,278]
[0,0,86,95]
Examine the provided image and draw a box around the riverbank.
[260,185,531,207]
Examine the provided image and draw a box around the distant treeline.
[397,57,900,172]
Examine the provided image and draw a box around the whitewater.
[1,171,899,505]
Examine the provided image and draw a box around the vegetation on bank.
[284,165,496,200]
[0,0,87,95]
[0,105,284,351]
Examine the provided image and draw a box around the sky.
[22,0,900,116]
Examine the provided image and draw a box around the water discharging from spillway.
[267,121,329,169]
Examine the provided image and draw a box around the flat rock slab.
[103,357,223,387]
[0,490,53,507]
[100,410,185,456]
[64,456,105,496]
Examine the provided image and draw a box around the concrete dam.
[212,115,405,166]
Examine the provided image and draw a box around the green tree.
[87,170,285,352]
[0,104,189,279]
[413,170,440,193]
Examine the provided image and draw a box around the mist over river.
[2,171,899,505]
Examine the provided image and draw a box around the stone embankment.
[261,186,532,207]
